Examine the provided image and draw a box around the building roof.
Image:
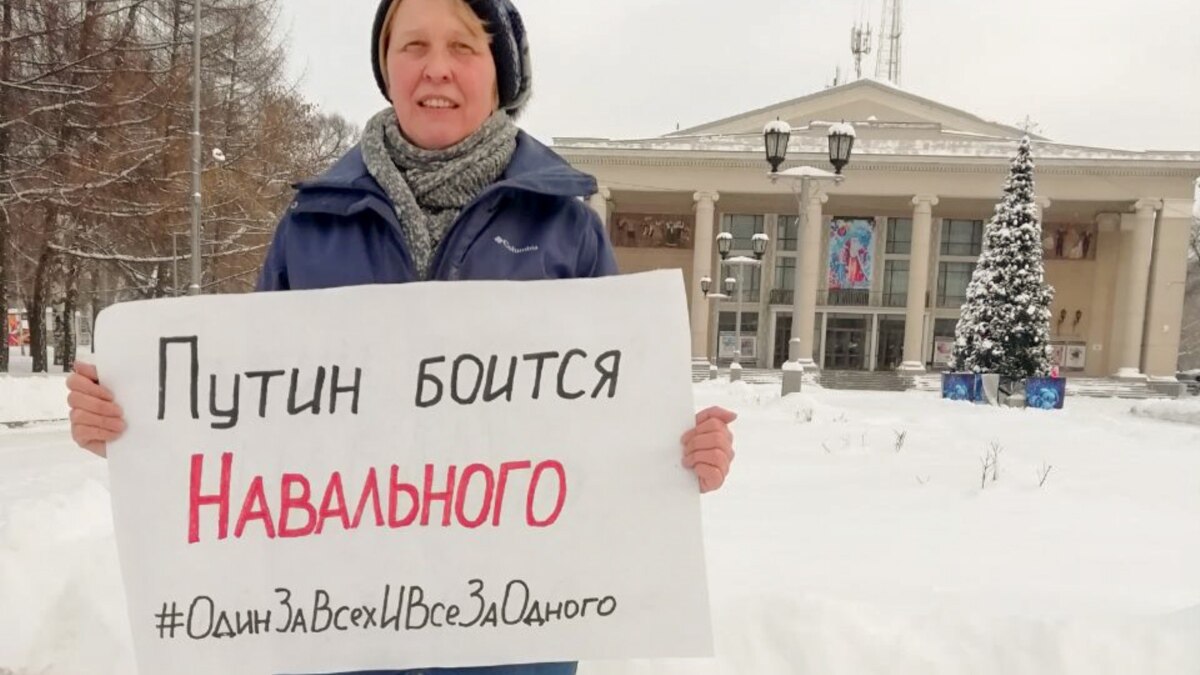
[554,79,1200,168]
[665,79,1042,140]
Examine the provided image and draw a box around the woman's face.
[385,0,498,150]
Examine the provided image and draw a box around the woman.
[66,0,737,672]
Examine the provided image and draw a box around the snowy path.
[2,384,1199,674]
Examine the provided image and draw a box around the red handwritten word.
[187,454,568,544]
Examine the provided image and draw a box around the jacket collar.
[293,130,597,203]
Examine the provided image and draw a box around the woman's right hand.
[66,361,125,458]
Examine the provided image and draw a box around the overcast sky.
[277,0,1200,151]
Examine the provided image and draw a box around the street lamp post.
[765,118,857,395]
[699,276,730,380]
[189,0,202,296]
[716,231,768,381]
[172,232,184,296]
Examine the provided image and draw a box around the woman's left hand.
[681,406,737,493]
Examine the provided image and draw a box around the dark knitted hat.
[372,0,532,118]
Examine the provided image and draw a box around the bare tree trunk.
[60,252,80,371]
[0,0,14,373]
[0,203,9,373]
[29,233,55,373]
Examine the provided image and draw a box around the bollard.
[782,362,804,395]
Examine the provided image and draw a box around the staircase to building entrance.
[816,370,910,392]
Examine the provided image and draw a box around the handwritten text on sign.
[95,271,712,674]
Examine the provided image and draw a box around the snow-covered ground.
[0,348,87,424]
[0,375,69,425]
[1132,399,1200,427]
[2,380,1199,674]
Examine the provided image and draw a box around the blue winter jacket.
[256,131,617,292]
[260,132,616,675]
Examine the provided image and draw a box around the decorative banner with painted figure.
[94,271,712,675]
[828,219,874,290]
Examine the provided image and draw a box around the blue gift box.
[942,373,983,402]
[1026,377,1066,410]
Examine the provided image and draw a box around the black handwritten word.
[157,582,618,640]
[416,349,622,408]
[180,596,272,640]
[158,337,362,430]
[447,579,618,630]
[188,455,567,544]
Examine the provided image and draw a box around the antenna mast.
[875,0,903,85]
[850,21,872,80]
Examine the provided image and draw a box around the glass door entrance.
[773,315,792,368]
[876,317,906,371]
[824,316,867,370]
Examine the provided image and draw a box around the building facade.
[556,80,1200,380]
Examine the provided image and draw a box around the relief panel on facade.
[1042,223,1097,261]
[611,213,695,249]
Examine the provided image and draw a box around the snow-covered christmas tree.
[953,137,1055,378]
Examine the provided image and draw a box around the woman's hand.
[66,361,125,458]
[681,406,737,493]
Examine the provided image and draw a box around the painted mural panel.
[828,218,874,290]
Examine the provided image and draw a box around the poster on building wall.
[1064,343,1087,369]
[611,214,694,249]
[828,219,874,290]
[718,333,757,360]
[1042,224,1097,261]
[1049,344,1067,367]
[933,338,955,366]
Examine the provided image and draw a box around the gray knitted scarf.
[361,108,518,279]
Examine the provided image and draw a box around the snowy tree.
[952,137,1055,378]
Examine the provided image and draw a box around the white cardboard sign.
[94,270,713,674]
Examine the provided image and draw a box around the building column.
[588,186,610,223]
[1115,199,1161,379]
[691,191,720,359]
[1143,198,1194,378]
[1089,213,1122,376]
[790,190,828,370]
[900,194,938,372]
[1033,196,1052,223]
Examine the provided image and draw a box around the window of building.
[937,262,976,307]
[721,214,765,252]
[934,318,959,338]
[719,266,762,303]
[774,257,796,290]
[886,218,912,255]
[777,216,799,252]
[745,266,763,302]
[883,260,909,307]
[718,311,759,334]
[940,219,984,256]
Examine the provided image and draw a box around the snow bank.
[0,375,69,424]
[0,442,134,674]
[1130,398,1200,426]
[1,348,92,424]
